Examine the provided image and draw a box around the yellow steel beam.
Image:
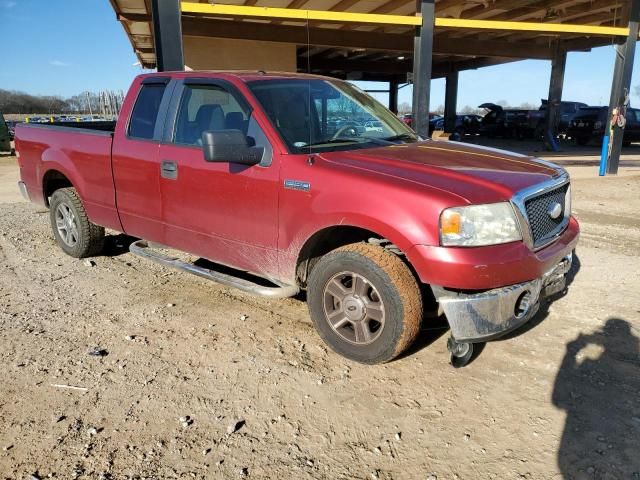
[436,18,629,36]
[181,2,420,26]
[180,2,631,37]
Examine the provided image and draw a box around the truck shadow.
[100,234,138,257]
[553,317,640,478]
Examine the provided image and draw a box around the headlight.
[594,121,603,130]
[440,202,522,247]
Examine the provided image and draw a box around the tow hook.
[447,336,474,368]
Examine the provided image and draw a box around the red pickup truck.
[15,72,579,366]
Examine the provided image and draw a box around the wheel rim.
[322,271,385,345]
[55,202,79,247]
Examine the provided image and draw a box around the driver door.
[157,79,280,277]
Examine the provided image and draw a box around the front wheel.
[307,243,423,364]
[49,187,105,258]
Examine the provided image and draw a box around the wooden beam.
[118,12,151,22]
[492,6,626,42]
[371,0,412,15]
[432,57,520,77]
[330,0,362,11]
[450,0,623,41]
[181,17,412,51]
[181,17,557,58]
[286,0,311,8]
[302,56,413,73]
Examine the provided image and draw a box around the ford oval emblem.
[548,202,563,219]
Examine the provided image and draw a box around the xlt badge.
[284,180,311,192]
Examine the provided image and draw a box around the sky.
[1,0,640,110]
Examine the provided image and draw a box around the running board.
[129,240,300,299]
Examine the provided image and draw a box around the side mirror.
[201,129,262,166]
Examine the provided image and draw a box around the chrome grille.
[524,183,569,247]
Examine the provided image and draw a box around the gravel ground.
[0,154,639,480]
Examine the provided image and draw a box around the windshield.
[247,78,418,153]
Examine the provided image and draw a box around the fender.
[39,148,84,202]
[278,184,446,282]
[38,143,122,231]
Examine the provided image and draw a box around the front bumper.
[432,253,573,343]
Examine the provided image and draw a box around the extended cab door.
[112,76,175,242]
[157,78,280,277]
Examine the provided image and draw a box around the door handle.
[161,160,178,180]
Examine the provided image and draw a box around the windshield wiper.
[301,135,399,149]
[302,137,361,148]
[381,133,417,143]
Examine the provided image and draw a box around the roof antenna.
[306,11,313,153]
[306,11,311,74]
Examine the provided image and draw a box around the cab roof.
[138,71,338,83]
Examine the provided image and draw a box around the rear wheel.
[575,136,590,146]
[307,243,423,364]
[49,187,104,258]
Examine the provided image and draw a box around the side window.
[128,84,166,140]
[174,84,250,146]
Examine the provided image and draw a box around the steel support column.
[444,71,459,133]
[389,80,399,114]
[412,0,435,138]
[151,0,184,72]
[544,45,567,147]
[605,0,640,174]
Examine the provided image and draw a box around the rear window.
[128,83,166,140]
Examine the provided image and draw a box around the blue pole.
[599,135,609,176]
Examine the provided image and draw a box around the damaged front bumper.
[432,253,573,343]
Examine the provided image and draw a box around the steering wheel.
[331,124,359,140]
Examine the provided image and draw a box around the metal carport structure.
[109,0,639,174]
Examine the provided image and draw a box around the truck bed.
[15,121,120,231]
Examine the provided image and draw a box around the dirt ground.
[0,152,639,480]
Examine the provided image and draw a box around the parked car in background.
[566,106,640,146]
[25,116,48,124]
[478,103,542,139]
[0,111,11,152]
[539,100,588,135]
[364,120,384,133]
[479,101,590,140]
[401,113,413,127]
[432,114,482,138]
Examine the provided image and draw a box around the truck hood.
[319,141,564,205]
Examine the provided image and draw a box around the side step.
[129,240,300,299]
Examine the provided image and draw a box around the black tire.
[49,187,104,258]
[576,136,590,146]
[307,243,423,364]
